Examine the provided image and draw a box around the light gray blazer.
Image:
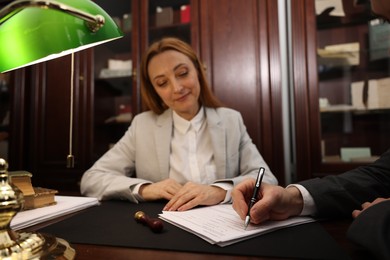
[80,107,277,202]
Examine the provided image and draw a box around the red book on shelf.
[180,5,190,24]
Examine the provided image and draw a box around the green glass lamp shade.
[0,0,123,73]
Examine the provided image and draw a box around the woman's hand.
[139,179,183,201]
[352,198,390,218]
[163,182,226,211]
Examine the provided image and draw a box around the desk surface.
[25,200,374,260]
[56,221,370,260]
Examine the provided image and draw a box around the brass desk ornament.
[0,158,75,259]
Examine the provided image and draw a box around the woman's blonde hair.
[140,37,222,114]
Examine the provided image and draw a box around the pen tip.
[244,216,250,229]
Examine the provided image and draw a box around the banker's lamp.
[0,0,123,259]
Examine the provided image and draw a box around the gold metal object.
[134,211,144,220]
[0,0,104,32]
[0,158,75,259]
[66,155,75,168]
[67,52,75,169]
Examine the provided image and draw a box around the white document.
[11,196,100,230]
[159,204,315,247]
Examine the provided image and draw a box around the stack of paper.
[159,204,315,247]
[11,196,100,230]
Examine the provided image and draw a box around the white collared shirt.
[132,107,232,202]
[169,107,217,184]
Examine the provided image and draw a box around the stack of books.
[9,171,58,210]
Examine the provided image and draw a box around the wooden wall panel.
[198,0,285,184]
[25,51,93,190]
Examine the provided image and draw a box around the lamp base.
[0,158,75,260]
[0,229,75,259]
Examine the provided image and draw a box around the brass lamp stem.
[67,52,75,168]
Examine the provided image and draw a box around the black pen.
[244,167,265,229]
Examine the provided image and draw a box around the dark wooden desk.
[68,220,371,260]
[320,220,373,260]
[23,192,372,260]
[24,209,373,260]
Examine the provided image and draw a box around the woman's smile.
[174,92,190,102]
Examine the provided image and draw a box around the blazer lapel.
[205,108,226,179]
[154,109,173,179]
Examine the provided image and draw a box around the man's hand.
[232,180,304,225]
[352,198,390,218]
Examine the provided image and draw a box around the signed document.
[159,204,315,247]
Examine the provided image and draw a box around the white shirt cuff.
[287,184,317,216]
[130,182,151,202]
[211,182,233,204]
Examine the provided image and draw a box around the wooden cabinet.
[291,0,390,181]
[92,0,134,161]
[17,52,93,190]
[0,72,10,161]
[6,0,285,190]
[196,0,284,184]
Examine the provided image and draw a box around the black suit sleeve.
[347,200,390,260]
[299,149,390,218]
